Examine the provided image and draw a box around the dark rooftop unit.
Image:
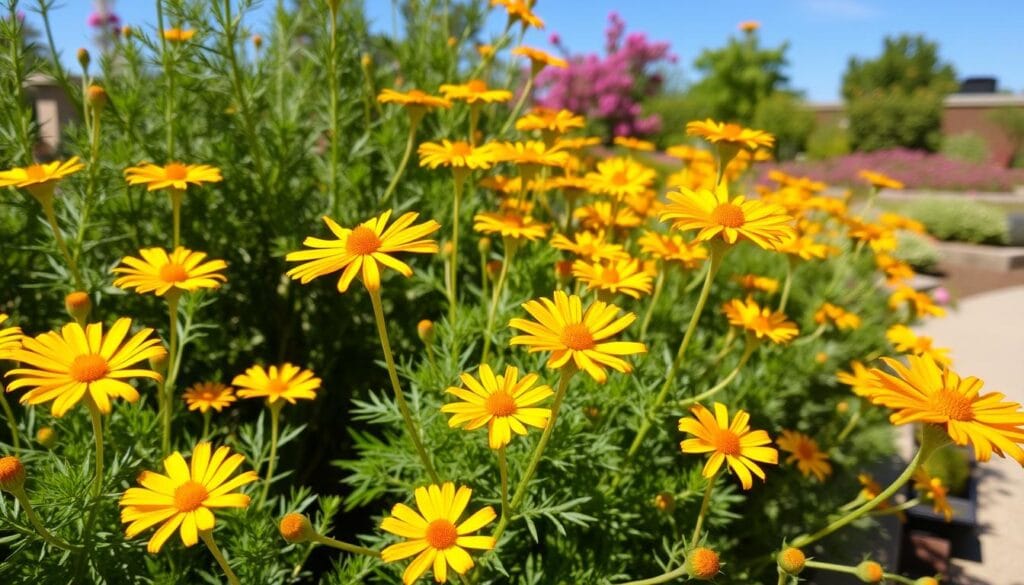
[958,77,998,94]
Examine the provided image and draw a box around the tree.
[842,35,957,152]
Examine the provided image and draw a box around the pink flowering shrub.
[535,12,674,140]
[762,148,1024,192]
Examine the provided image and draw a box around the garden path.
[917,285,1024,585]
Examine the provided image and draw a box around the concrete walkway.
[918,285,1024,585]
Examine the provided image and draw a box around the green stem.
[639,268,667,338]
[616,564,690,585]
[200,530,241,585]
[497,447,510,525]
[778,257,795,313]
[620,246,724,471]
[680,339,757,409]
[312,533,382,557]
[85,397,105,497]
[871,498,920,516]
[790,424,949,548]
[802,560,916,585]
[776,570,789,585]
[8,2,33,162]
[499,74,535,135]
[326,8,339,213]
[480,240,514,363]
[259,402,282,505]
[221,0,268,186]
[491,368,573,542]
[449,173,465,326]
[41,199,84,290]
[12,490,78,551]
[170,189,183,248]
[0,390,21,450]
[162,294,180,454]
[691,470,720,548]
[156,0,173,158]
[834,409,861,445]
[368,288,439,483]
[793,323,826,346]
[201,410,211,440]
[381,117,420,206]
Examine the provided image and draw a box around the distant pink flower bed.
[760,149,1024,192]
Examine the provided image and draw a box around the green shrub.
[941,132,990,164]
[847,89,946,152]
[753,92,815,161]
[806,122,850,160]
[903,197,1009,244]
[894,231,940,271]
[644,92,713,146]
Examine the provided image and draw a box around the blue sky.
[27,0,1024,101]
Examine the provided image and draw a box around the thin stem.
[312,533,382,557]
[170,189,183,248]
[499,74,535,135]
[8,2,33,162]
[12,490,78,551]
[497,447,510,525]
[491,368,573,542]
[156,0,174,158]
[802,560,917,585]
[259,402,282,505]
[86,397,105,498]
[639,268,667,338]
[778,258,795,313]
[620,246,724,470]
[691,470,720,548]
[368,288,439,483]
[41,199,84,289]
[449,173,465,326]
[616,564,690,585]
[871,498,920,516]
[200,531,241,585]
[480,241,514,363]
[162,294,180,454]
[326,8,339,213]
[834,409,861,445]
[679,339,757,409]
[793,323,826,346]
[790,425,949,548]
[381,117,420,206]
[776,571,789,585]
[201,410,211,440]
[0,390,21,450]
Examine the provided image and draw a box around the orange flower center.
[794,439,817,461]
[407,89,427,99]
[467,79,487,93]
[164,163,189,180]
[69,354,110,383]
[720,124,743,139]
[424,519,458,550]
[449,142,473,157]
[346,226,382,255]
[560,323,595,351]
[611,171,630,185]
[749,315,772,335]
[0,456,24,484]
[688,547,721,579]
[173,480,208,512]
[159,263,189,282]
[502,214,524,227]
[711,203,745,228]
[931,388,974,421]
[485,391,517,417]
[601,266,621,284]
[709,428,741,456]
[199,390,219,401]
[25,165,48,181]
[266,379,290,395]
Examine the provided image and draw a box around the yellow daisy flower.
[571,258,653,299]
[441,364,553,449]
[660,186,794,249]
[285,210,440,293]
[638,230,709,269]
[722,298,799,344]
[162,28,196,42]
[418,141,499,172]
[511,45,568,72]
[613,136,656,152]
[573,201,642,232]
[913,468,953,522]
[232,363,321,406]
[494,141,569,169]
[0,157,84,203]
[879,212,925,234]
[686,119,775,151]
[888,285,946,318]
[549,231,629,262]
[123,162,223,191]
[380,482,496,584]
[556,136,602,150]
[183,382,237,414]
[678,402,778,490]
[509,290,646,382]
[377,89,452,110]
[4,319,165,417]
[0,313,22,359]
[776,429,832,482]
[119,443,258,553]
[863,354,1024,464]
[814,302,862,331]
[886,325,952,365]
[515,107,585,135]
[837,361,877,396]
[473,211,549,241]
[733,274,779,294]
[859,170,904,190]
[491,0,544,29]
[584,157,656,200]
[439,79,512,104]
[777,234,832,261]
[112,247,227,297]
[876,254,916,285]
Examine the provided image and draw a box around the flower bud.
[685,547,720,581]
[0,456,26,493]
[486,260,502,282]
[478,237,492,256]
[86,85,108,111]
[555,260,573,284]
[36,426,57,449]
[360,52,372,70]
[777,547,805,575]
[914,578,940,585]
[252,34,263,50]
[279,513,315,543]
[856,561,884,583]
[836,400,850,414]
[65,291,92,322]
[121,25,133,38]
[442,241,454,259]
[814,352,828,364]
[77,48,91,70]
[149,345,169,376]
[417,320,435,345]
[582,405,600,420]
[653,491,675,513]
